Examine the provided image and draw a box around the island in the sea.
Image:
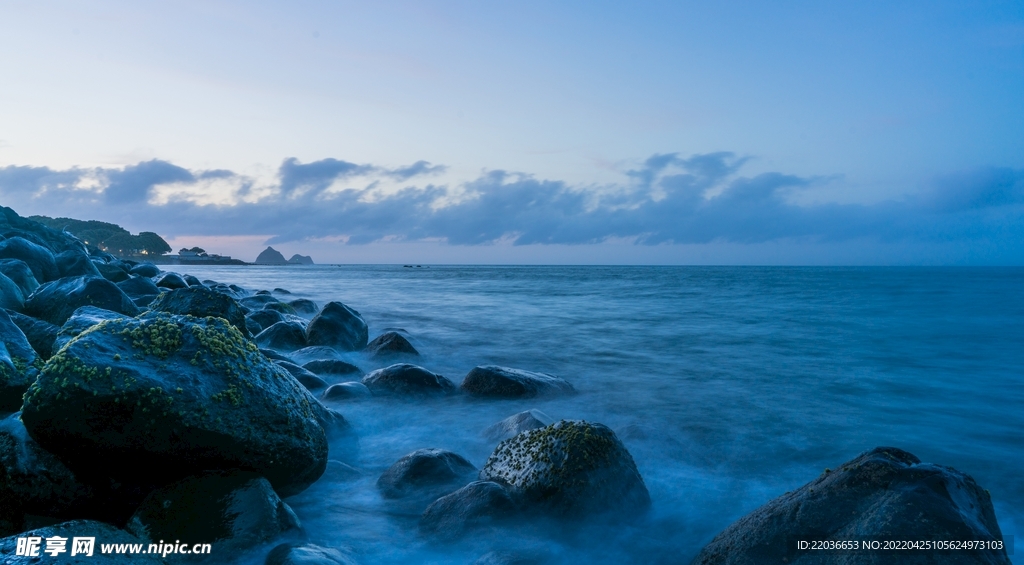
[254,246,315,265]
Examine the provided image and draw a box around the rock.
[248,309,286,332]
[54,250,101,279]
[129,263,160,277]
[472,550,552,565]
[246,317,264,336]
[273,288,292,295]
[305,302,368,351]
[0,310,39,412]
[479,420,650,519]
[145,286,249,337]
[323,460,362,482]
[287,254,314,265]
[241,294,282,310]
[266,543,356,565]
[0,237,58,283]
[0,519,164,564]
[93,261,130,283]
[303,359,360,377]
[321,382,372,400]
[256,289,271,295]
[255,321,309,352]
[420,481,517,541]
[364,331,418,358]
[362,364,455,397]
[461,366,574,399]
[116,275,160,298]
[483,410,553,443]
[20,314,328,497]
[132,294,157,308]
[52,306,130,354]
[287,299,319,316]
[24,276,140,326]
[691,447,1012,565]
[255,247,288,265]
[289,346,342,364]
[182,274,203,287]
[0,259,39,297]
[314,405,350,440]
[260,348,295,363]
[377,448,477,501]
[154,272,188,290]
[4,310,58,360]
[275,361,328,390]
[0,273,24,311]
[126,470,300,555]
[265,301,298,315]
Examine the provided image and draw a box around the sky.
[1,0,1022,264]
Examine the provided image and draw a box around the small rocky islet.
[0,205,1012,564]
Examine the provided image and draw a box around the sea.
[180,265,1023,565]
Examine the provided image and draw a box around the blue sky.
[1,1,1022,264]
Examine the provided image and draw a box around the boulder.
[0,259,39,297]
[305,302,368,352]
[145,286,249,337]
[127,470,300,555]
[4,310,58,360]
[0,519,163,564]
[260,348,295,363]
[54,250,101,279]
[183,274,203,287]
[246,317,264,337]
[154,272,188,290]
[265,301,298,315]
[420,480,517,541]
[93,261,131,283]
[248,309,286,333]
[303,359,360,377]
[483,410,553,443]
[691,447,1012,565]
[0,273,24,311]
[275,361,328,390]
[20,314,328,497]
[0,310,39,411]
[362,364,455,397]
[288,346,343,364]
[116,275,160,298]
[255,321,309,352]
[266,543,356,565]
[52,306,130,354]
[0,237,58,283]
[129,263,160,277]
[377,448,477,500]
[364,331,419,358]
[241,294,282,310]
[461,366,574,399]
[24,276,140,326]
[273,288,292,295]
[479,420,650,519]
[321,382,372,400]
[287,299,319,316]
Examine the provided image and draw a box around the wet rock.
[0,237,58,283]
[127,470,300,555]
[145,286,249,337]
[420,481,517,541]
[24,276,140,326]
[255,321,309,352]
[116,275,160,298]
[93,261,131,283]
[183,274,203,287]
[321,382,372,400]
[305,302,368,352]
[260,348,295,363]
[362,364,455,397]
[20,314,328,497]
[483,410,553,443]
[256,289,272,295]
[0,259,39,297]
[154,272,188,290]
[129,263,160,277]
[0,273,24,311]
[472,550,552,565]
[52,306,130,354]
[461,366,574,399]
[241,294,282,310]
[248,309,286,332]
[0,519,163,564]
[4,310,58,360]
[289,346,343,364]
[55,250,101,279]
[275,361,328,390]
[315,405,350,440]
[364,331,418,358]
[377,448,477,500]
[273,288,292,295]
[246,317,264,337]
[303,359,360,377]
[479,420,650,519]
[287,299,319,316]
[0,310,39,412]
[265,301,298,315]
[265,543,357,565]
[691,447,1012,565]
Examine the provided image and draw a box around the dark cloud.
[387,160,447,180]
[104,160,194,204]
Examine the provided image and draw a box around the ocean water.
[181,265,1023,565]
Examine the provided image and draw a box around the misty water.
[183,265,1022,565]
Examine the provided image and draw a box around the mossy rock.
[52,306,129,355]
[145,285,249,337]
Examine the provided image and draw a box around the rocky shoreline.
[0,205,1013,564]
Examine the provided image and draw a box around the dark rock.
[255,321,308,352]
[241,294,282,310]
[260,348,295,363]
[362,364,455,397]
[273,288,292,295]
[0,519,163,563]
[129,263,160,277]
[266,543,356,565]
[93,261,130,283]
[287,254,314,265]
[483,410,553,443]
[321,382,372,400]
[24,276,140,326]
[20,314,328,497]
[305,302,368,352]
[4,310,58,360]
[0,237,58,283]
[265,301,298,315]
[154,272,188,290]
[315,405,350,440]
[0,273,24,311]
[377,448,477,500]
[248,309,285,332]
[55,250,101,279]
[303,359,360,377]
[126,470,300,555]
[52,306,130,354]
[288,346,341,364]
[0,259,39,297]
[183,274,203,287]
[420,480,517,541]
[246,317,263,336]
[0,310,39,412]
[256,289,272,295]
[461,366,574,399]
[364,331,419,358]
[691,447,1012,565]
[287,299,318,316]
[275,361,328,390]
[479,420,650,519]
[116,275,160,298]
[255,247,288,265]
[145,286,249,337]
[132,294,157,308]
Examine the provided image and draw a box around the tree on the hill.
[136,232,171,256]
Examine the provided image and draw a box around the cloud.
[1,153,1022,262]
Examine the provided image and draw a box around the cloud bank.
[1,153,1022,262]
